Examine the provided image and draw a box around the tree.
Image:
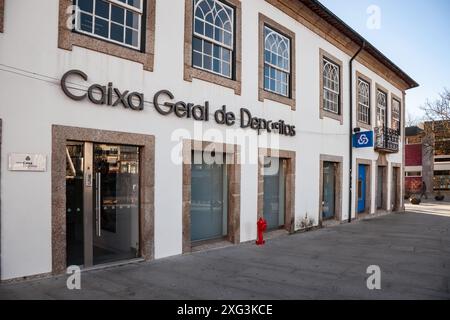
[405,111,419,127]
[420,88,450,123]
[419,88,450,192]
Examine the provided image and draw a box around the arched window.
[357,78,371,124]
[263,26,291,97]
[322,59,340,114]
[192,0,234,78]
[376,90,387,127]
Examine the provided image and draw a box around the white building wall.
[0,0,405,280]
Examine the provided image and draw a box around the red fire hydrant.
[256,217,267,245]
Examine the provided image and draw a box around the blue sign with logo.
[353,131,374,148]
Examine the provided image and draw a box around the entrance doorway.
[322,161,337,220]
[376,166,387,210]
[392,166,400,211]
[357,164,367,213]
[263,157,286,230]
[66,142,140,267]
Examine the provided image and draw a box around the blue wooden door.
[357,164,366,213]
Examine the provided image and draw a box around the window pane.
[264,65,269,78]
[223,31,232,47]
[194,19,204,35]
[264,76,270,90]
[111,23,124,42]
[214,30,223,43]
[125,28,139,47]
[193,37,202,52]
[111,5,124,24]
[79,12,93,32]
[204,55,212,70]
[78,0,93,13]
[95,0,109,19]
[222,62,230,77]
[205,23,213,38]
[94,17,109,38]
[213,45,220,59]
[213,58,221,73]
[222,48,230,63]
[204,41,212,55]
[126,11,139,29]
[193,51,202,67]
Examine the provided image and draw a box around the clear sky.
[318,0,450,122]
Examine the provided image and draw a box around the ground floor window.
[190,150,228,242]
[182,140,240,253]
[263,157,286,230]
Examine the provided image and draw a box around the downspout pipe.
[348,41,366,223]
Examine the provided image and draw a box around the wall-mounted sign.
[353,131,374,148]
[8,153,47,172]
[60,70,296,137]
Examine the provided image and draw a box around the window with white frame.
[405,171,421,177]
[74,0,143,50]
[376,89,387,127]
[392,98,401,132]
[192,0,234,78]
[263,26,290,97]
[322,58,340,114]
[357,78,370,125]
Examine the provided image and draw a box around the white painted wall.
[0,0,406,280]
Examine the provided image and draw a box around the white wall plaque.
[8,153,47,172]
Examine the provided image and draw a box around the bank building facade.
[0,0,418,281]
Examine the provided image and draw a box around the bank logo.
[353,131,374,148]
[358,134,369,145]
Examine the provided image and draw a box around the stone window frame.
[318,154,343,224]
[51,125,155,274]
[354,158,372,218]
[375,83,389,128]
[184,0,242,95]
[355,71,373,131]
[391,162,402,212]
[182,140,241,254]
[391,93,402,135]
[257,148,296,233]
[319,48,344,124]
[58,0,156,71]
[258,13,296,110]
[0,0,4,33]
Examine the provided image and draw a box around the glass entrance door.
[322,161,336,219]
[66,142,140,267]
[93,144,140,265]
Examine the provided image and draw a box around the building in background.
[405,121,450,196]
